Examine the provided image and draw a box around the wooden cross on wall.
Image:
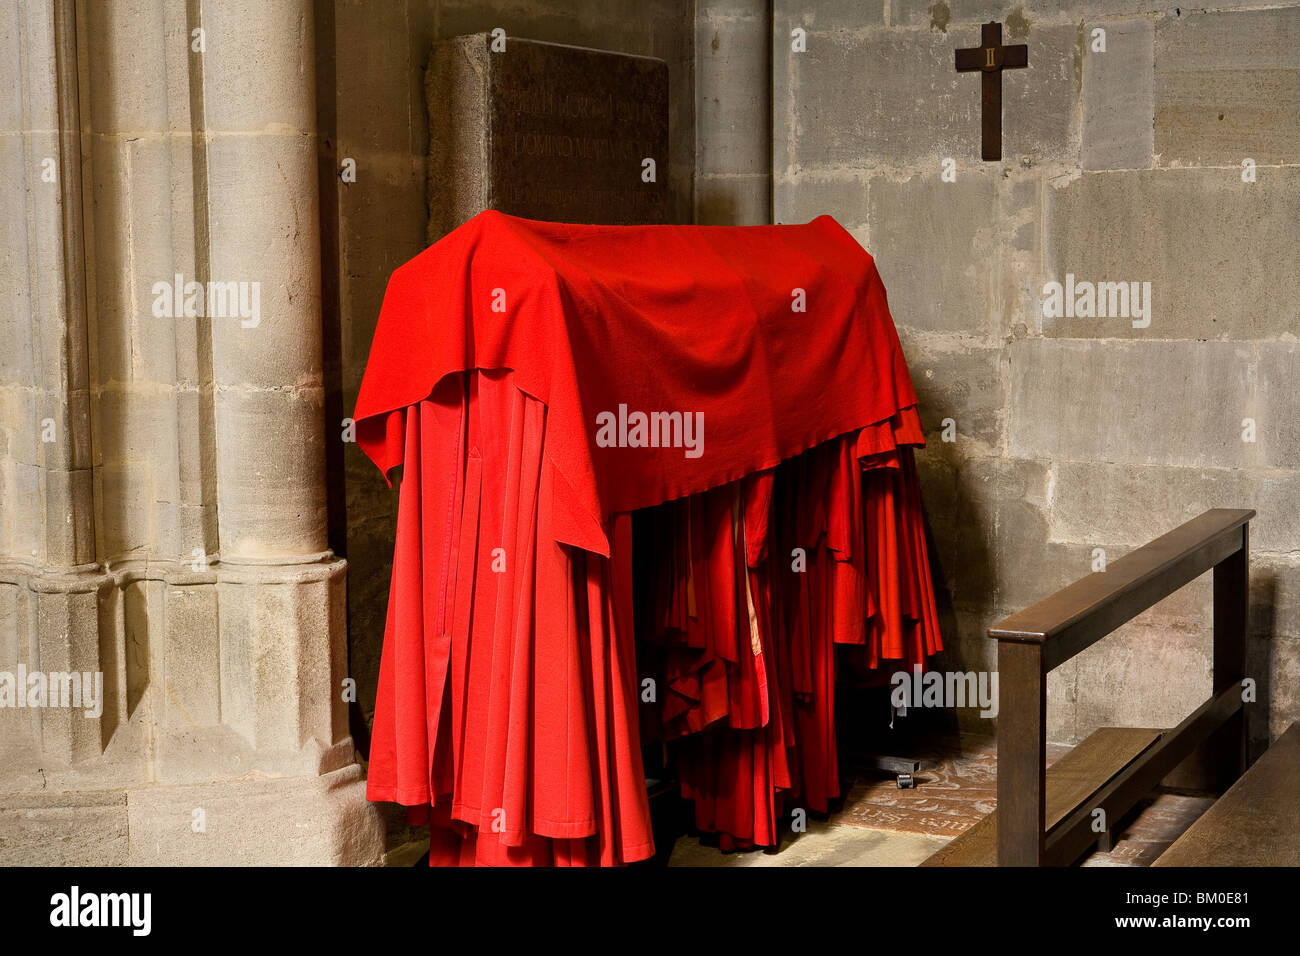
[955,21,1028,161]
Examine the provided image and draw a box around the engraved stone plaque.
[426,34,670,241]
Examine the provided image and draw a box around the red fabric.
[354,211,940,864]
[354,210,919,557]
[366,371,653,865]
[640,428,943,849]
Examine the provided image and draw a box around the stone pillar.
[0,0,115,801]
[0,0,382,865]
[695,0,773,225]
[205,0,329,564]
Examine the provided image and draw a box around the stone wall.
[696,0,773,224]
[772,0,1300,748]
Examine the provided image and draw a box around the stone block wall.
[771,1,1300,747]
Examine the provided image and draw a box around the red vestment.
[354,211,941,863]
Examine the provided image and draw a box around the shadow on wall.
[1248,571,1276,763]
[695,189,740,226]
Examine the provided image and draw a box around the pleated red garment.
[354,212,943,864]
[639,415,942,850]
[368,369,653,865]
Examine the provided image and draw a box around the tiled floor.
[670,734,1216,867]
[388,734,1217,866]
[669,822,947,866]
[1080,792,1216,867]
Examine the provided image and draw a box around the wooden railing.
[991,508,1254,866]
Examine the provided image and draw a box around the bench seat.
[1154,722,1300,867]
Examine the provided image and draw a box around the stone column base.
[0,763,384,866]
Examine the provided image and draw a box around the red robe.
[354,211,940,863]
[641,421,942,850]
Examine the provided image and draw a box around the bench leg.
[1208,524,1249,792]
[997,640,1046,865]
[1096,827,1116,854]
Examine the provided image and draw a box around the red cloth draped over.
[353,210,941,865]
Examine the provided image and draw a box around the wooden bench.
[1153,721,1300,866]
[926,508,1256,866]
